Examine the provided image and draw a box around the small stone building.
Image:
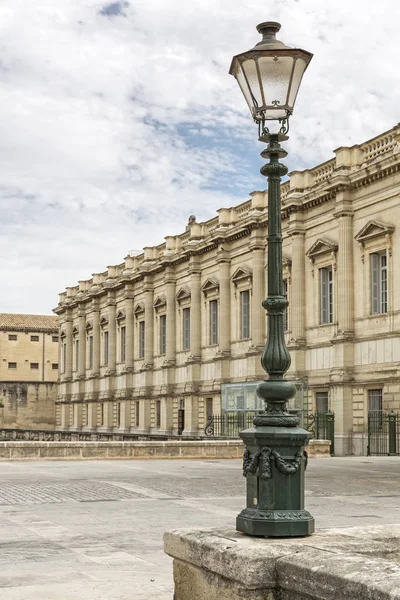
[0,314,59,429]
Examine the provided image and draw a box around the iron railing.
[368,411,400,456]
[204,411,335,455]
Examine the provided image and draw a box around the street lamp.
[230,22,314,537]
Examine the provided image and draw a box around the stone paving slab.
[0,457,399,599]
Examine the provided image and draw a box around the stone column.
[165,275,176,364]
[218,255,231,355]
[92,309,100,375]
[73,403,82,429]
[161,398,174,433]
[183,396,199,436]
[108,302,117,372]
[144,281,154,367]
[335,208,354,336]
[125,295,134,369]
[189,264,201,359]
[251,245,265,349]
[65,318,73,379]
[78,313,86,378]
[139,399,151,432]
[87,403,97,430]
[290,230,306,345]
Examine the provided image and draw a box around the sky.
[1,0,399,314]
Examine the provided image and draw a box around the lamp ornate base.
[237,508,315,537]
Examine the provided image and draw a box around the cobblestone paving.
[0,481,144,505]
[0,457,399,600]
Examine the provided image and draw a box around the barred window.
[316,391,328,413]
[156,400,161,427]
[8,334,17,341]
[368,389,383,412]
[104,331,109,366]
[8,362,17,369]
[31,335,39,342]
[30,363,39,370]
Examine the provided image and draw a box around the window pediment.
[176,286,191,303]
[72,326,79,335]
[201,278,219,295]
[306,238,338,262]
[282,255,292,268]
[100,315,109,326]
[154,295,166,310]
[134,302,145,315]
[85,320,93,331]
[231,266,252,287]
[355,220,394,244]
[116,308,126,320]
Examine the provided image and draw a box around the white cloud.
[0,0,399,312]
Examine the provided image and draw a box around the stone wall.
[0,382,56,429]
[0,439,330,460]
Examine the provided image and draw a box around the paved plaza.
[0,456,400,599]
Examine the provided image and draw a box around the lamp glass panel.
[235,63,254,113]
[288,57,307,108]
[258,55,294,108]
[241,58,263,107]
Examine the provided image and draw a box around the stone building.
[0,314,59,429]
[55,124,400,455]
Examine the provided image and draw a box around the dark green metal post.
[236,133,315,537]
[388,411,397,456]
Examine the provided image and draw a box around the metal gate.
[368,411,400,456]
[304,411,335,456]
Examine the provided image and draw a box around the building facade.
[55,125,400,455]
[0,314,59,429]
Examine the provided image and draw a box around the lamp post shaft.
[236,134,315,537]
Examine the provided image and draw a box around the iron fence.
[368,411,400,456]
[204,410,335,455]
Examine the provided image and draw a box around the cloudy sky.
[1,0,399,314]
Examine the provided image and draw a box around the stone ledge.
[0,439,330,460]
[164,525,400,599]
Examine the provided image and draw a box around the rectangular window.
[209,300,218,345]
[156,400,161,428]
[8,362,17,369]
[368,389,383,412]
[283,280,289,331]
[104,331,109,366]
[139,321,145,358]
[117,402,121,428]
[320,267,333,324]
[52,336,59,343]
[371,252,387,314]
[316,391,328,413]
[30,362,39,370]
[30,335,39,342]
[62,343,66,373]
[99,403,104,427]
[120,326,126,362]
[135,400,140,427]
[240,290,250,339]
[183,307,190,350]
[8,334,17,341]
[74,340,79,371]
[159,315,167,355]
[52,363,58,370]
[89,335,93,369]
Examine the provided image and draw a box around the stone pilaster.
[92,307,100,375]
[78,312,86,378]
[189,262,201,360]
[287,214,306,374]
[217,253,231,355]
[108,299,117,373]
[182,395,199,436]
[334,201,354,338]
[65,317,73,380]
[250,242,265,350]
[165,273,176,364]
[125,294,134,370]
[144,280,154,367]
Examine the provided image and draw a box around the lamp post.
[230,22,314,537]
